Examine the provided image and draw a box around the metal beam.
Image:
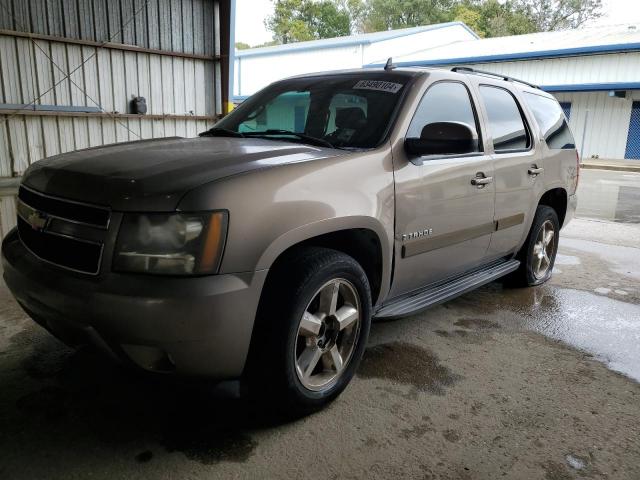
[0,28,221,62]
[0,109,218,121]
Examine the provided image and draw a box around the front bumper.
[2,228,268,378]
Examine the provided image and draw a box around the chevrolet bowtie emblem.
[27,209,48,231]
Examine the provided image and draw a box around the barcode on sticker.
[353,80,403,94]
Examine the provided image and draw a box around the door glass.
[479,86,530,152]
[407,82,480,149]
[523,92,576,150]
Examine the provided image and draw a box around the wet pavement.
[576,169,640,223]
[1,170,640,479]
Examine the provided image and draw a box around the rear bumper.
[563,193,578,228]
[2,228,268,378]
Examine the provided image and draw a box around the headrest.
[335,108,366,129]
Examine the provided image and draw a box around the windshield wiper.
[243,129,336,149]
[199,127,245,138]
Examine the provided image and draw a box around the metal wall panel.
[0,0,225,179]
[555,91,634,160]
[0,0,230,240]
[3,0,218,56]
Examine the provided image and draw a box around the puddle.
[163,425,257,465]
[453,318,500,330]
[135,450,154,463]
[451,285,640,382]
[358,341,461,395]
[2,339,271,466]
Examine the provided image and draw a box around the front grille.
[19,186,110,228]
[17,187,110,275]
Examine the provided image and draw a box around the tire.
[504,205,560,287]
[244,247,372,414]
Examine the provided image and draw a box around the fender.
[256,215,393,304]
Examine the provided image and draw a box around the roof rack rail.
[451,66,539,89]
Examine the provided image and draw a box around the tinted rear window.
[524,92,576,150]
[479,86,530,152]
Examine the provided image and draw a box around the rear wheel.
[245,247,371,414]
[505,205,559,287]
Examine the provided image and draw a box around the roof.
[235,22,479,58]
[366,23,640,67]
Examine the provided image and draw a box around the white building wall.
[234,24,476,97]
[235,44,364,97]
[462,53,640,86]
[554,91,636,160]
[362,24,476,65]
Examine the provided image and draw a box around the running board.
[374,259,520,319]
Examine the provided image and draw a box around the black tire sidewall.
[282,261,371,406]
[523,206,560,286]
[248,248,372,412]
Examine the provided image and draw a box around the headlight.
[113,211,228,275]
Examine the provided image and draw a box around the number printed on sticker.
[353,80,403,94]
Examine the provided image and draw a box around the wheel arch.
[256,217,391,306]
[538,187,568,227]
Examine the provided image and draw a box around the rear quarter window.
[523,92,576,150]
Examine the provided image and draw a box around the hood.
[22,137,346,211]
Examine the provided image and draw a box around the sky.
[235,0,640,47]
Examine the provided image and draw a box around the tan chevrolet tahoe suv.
[2,66,578,412]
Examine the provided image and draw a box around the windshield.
[215,73,412,149]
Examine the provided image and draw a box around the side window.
[407,81,481,152]
[524,92,576,150]
[479,86,530,152]
[560,102,572,121]
[238,91,310,133]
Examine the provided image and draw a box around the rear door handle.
[528,166,544,176]
[471,173,493,188]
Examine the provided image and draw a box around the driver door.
[389,80,496,297]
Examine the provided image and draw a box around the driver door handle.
[528,166,544,176]
[471,173,493,188]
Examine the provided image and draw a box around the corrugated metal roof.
[235,21,478,58]
[369,23,640,66]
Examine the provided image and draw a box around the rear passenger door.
[475,84,543,259]
[390,80,496,297]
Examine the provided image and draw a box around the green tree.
[266,0,354,43]
[361,0,456,32]
[263,0,603,45]
[235,41,251,50]
[455,0,537,37]
[516,0,603,31]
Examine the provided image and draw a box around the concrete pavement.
[0,173,639,479]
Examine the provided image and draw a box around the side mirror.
[404,121,477,162]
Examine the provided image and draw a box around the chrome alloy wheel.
[295,278,362,391]
[532,219,556,280]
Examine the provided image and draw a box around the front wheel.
[505,205,560,287]
[245,247,372,414]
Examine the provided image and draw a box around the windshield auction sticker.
[353,80,403,94]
